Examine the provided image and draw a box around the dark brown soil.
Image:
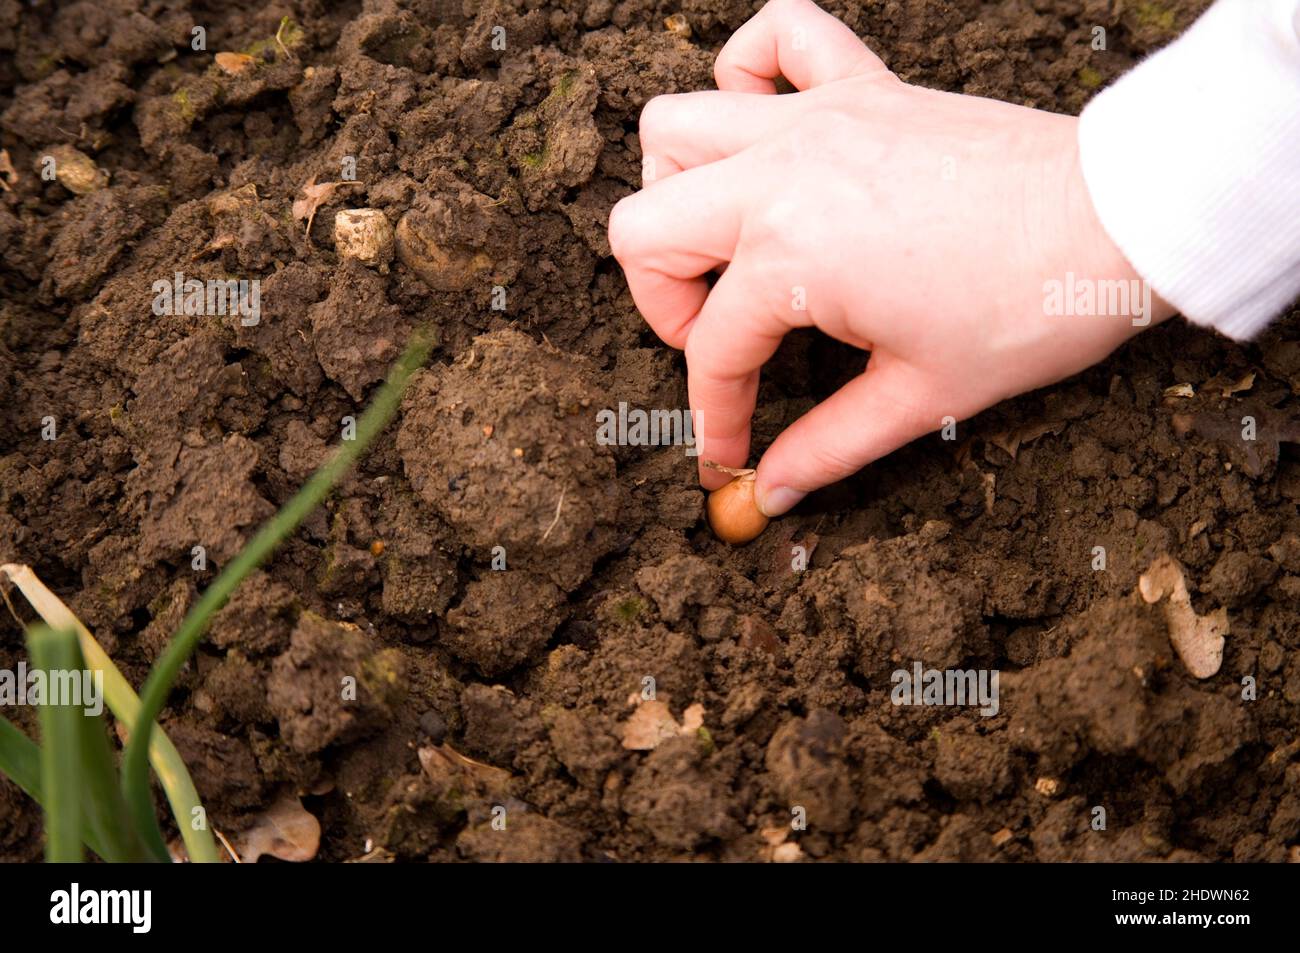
[3,0,1299,862]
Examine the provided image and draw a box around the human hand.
[608,0,1172,515]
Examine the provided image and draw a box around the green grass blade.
[121,329,433,854]
[28,625,84,863]
[1,564,206,862]
[75,689,153,862]
[0,715,42,803]
[0,715,113,860]
[24,625,149,862]
[76,626,179,861]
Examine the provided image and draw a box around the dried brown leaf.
[215,51,255,75]
[621,700,679,750]
[418,743,511,797]
[1203,371,1256,398]
[987,432,1018,457]
[47,145,107,195]
[293,176,360,240]
[234,792,321,863]
[620,698,707,750]
[194,232,239,258]
[988,420,1064,460]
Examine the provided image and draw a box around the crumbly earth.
[3,0,1299,862]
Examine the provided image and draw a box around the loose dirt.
[3,0,1299,862]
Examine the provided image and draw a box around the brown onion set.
[704,463,770,545]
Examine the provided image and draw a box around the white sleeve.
[1078,0,1300,340]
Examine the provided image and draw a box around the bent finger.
[608,157,750,348]
[685,262,796,488]
[639,89,797,185]
[714,0,889,94]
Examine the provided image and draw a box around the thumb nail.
[757,485,805,518]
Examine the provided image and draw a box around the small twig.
[214,827,241,863]
[541,488,566,542]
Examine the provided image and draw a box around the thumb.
[754,358,943,516]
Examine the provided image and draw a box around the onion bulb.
[705,464,769,545]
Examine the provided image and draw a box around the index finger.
[684,260,798,488]
[714,0,888,94]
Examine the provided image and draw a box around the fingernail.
[757,485,805,518]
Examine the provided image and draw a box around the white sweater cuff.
[1078,0,1300,340]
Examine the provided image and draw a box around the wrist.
[1065,130,1176,336]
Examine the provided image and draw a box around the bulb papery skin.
[707,475,770,545]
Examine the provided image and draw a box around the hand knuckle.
[747,196,799,244]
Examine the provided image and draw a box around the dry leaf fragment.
[1138,554,1228,678]
[1222,373,1256,397]
[194,232,239,258]
[988,420,1065,460]
[293,176,361,240]
[620,700,679,750]
[620,698,706,750]
[234,791,321,862]
[1202,371,1256,398]
[46,145,108,195]
[418,743,511,798]
[215,51,255,75]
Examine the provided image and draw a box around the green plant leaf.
[27,625,84,863]
[0,715,115,861]
[0,715,42,803]
[74,688,154,862]
[1,564,206,862]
